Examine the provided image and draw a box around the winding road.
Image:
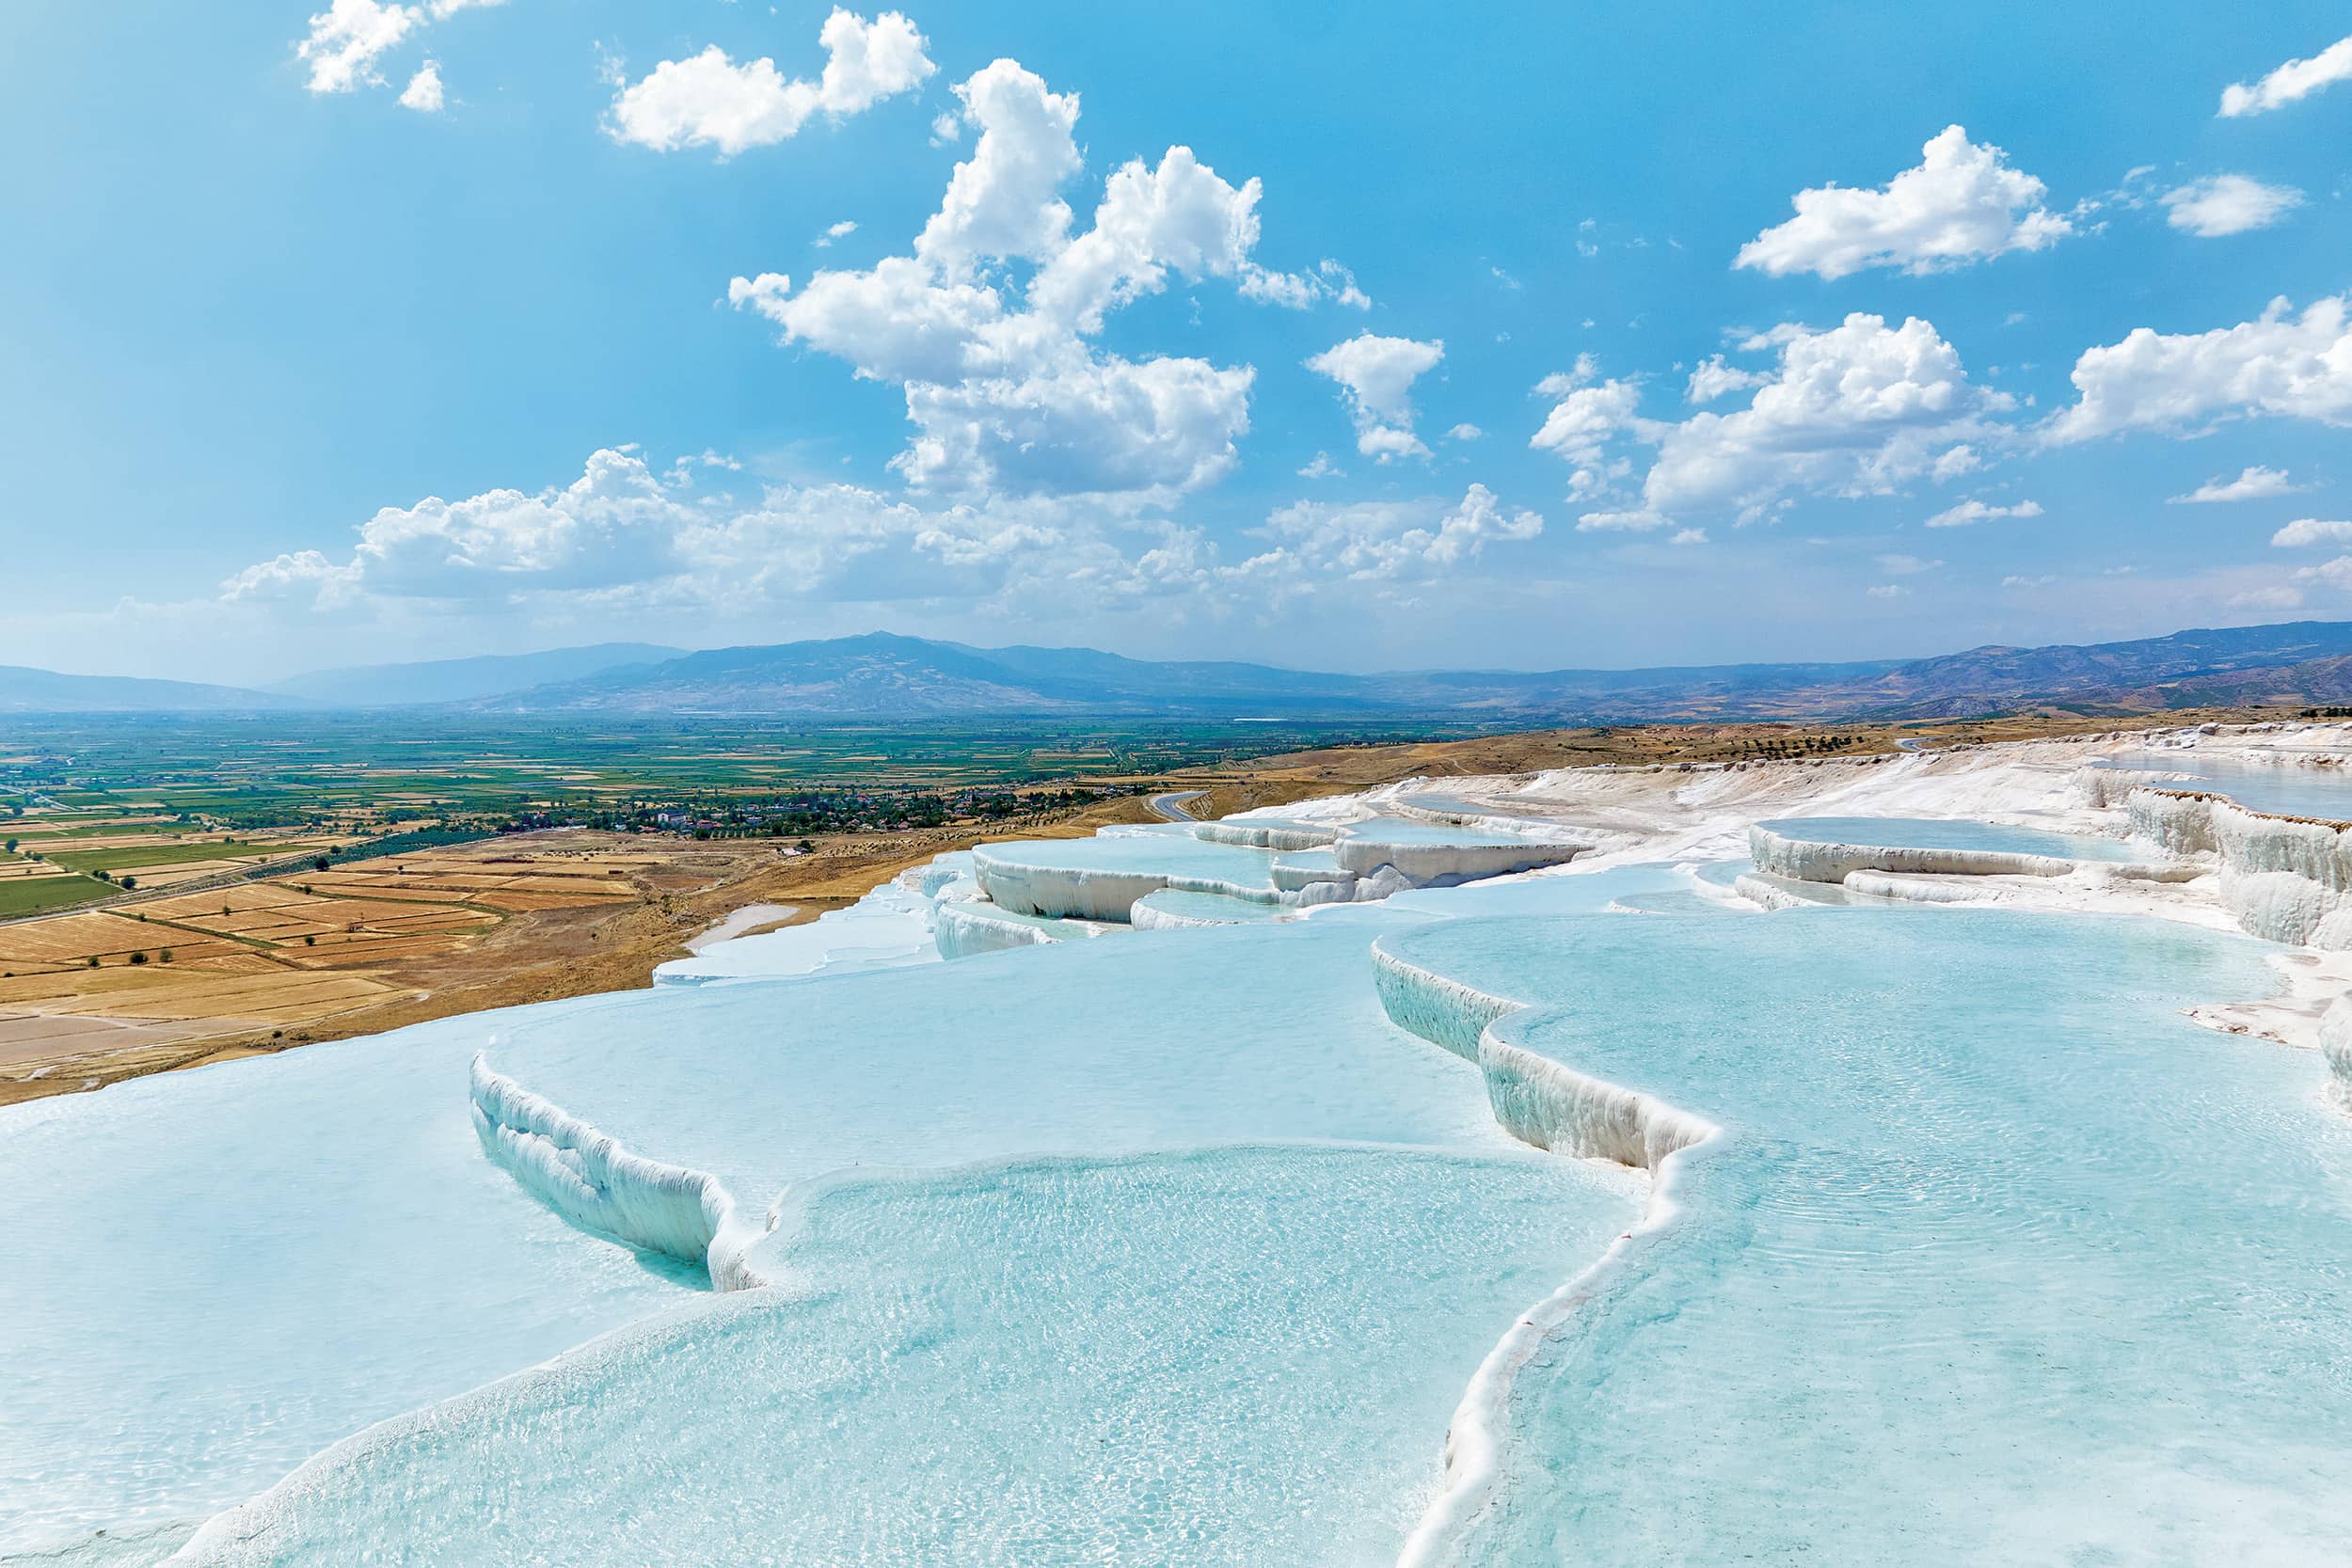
[1147,790,1205,822]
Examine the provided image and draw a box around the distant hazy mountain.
[1819,622,2352,720]
[0,666,299,714]
[463,633,1359,716]
[466,623,2352,721]
[16,622,2352,721]
[268,643,685,706]
[2117,651,2352,711]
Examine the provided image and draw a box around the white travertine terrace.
[1370,940,1716,1170]
[971,819,1587,925]
[469,1054,767,1291]
[1747,824,2084,881]
[2323,990,2352,1103]
[970,851,1282,921]
[932,898,1101,958]
[1191,818,1340,851]
[1332,832,1583,882]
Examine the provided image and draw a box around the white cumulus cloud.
[219,448,1246,617]
[2044,293,2352,443]
[295,0,421,92]
[1251,484,1541,580]
[1538,314,2014,529]
[1685,356,1772,404]
[2160,175,2303,237]
[1529,376,1639,467]
[2293,557,2352,593]
[610,9,934,157]
[216,448,1560,637]
[2219,33,2352,117]
[1931,444,1981,481]
[399,61,444,112]
[224,448,686,602]
[1924,498,2042,529]
[1306,334,1444,460]
[726,57,1351,500]
[294,0,499,95]
[2273,519,2352,547]
[1575,509,1670,532]
[2169,466,2301,504]
[1734,125,2071,279]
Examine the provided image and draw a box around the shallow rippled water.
[479,911,1520,1204]
[0,1004,689,1558]
[1382,910,2352,1564]
[2097,752,2352,822]
[976,827,1283,887]
[177,1147,1639,1567]
[1758,815,2139,861]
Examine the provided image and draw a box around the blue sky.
[3,2,2349,682]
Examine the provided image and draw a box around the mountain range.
[13,622,2352,722]
[263,643,684,706]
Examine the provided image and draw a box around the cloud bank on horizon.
[5,6,2351,679]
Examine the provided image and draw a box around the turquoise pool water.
[977,828,1280,887]
[2097,752,2352,821]
[1378,910,2352,1564]
[1393,791,1563,821]
[473,912,1526,1213]
[1382,862,1691,917]
[1132,887,1292,923]
[175,1147,1637,1567]
[0,1005,688,1558]
[1340,816,1546,847]
[1759,814,2138,861]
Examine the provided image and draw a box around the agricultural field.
[0,712,1487,831]
[0,812,349,909]
[43,839,307,876]
[0,837,669,1097]
[0,866,113,917]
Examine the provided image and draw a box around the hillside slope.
[270,643,685,706]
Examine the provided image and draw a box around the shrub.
[128,951,148,965]
[159,949,173,963]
